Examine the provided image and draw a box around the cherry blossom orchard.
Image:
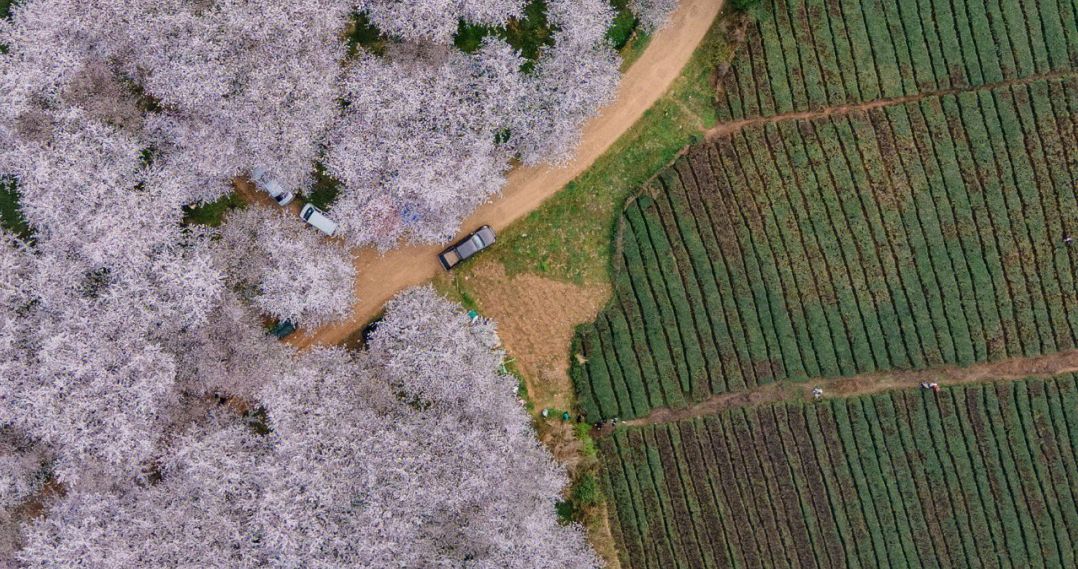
[0,0,681,564]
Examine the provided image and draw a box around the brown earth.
[461,260,609,412]
[627,349,1078,426]
[706,69,1078,140]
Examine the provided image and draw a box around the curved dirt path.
[625,349,1078,426]
[288,0,724,349]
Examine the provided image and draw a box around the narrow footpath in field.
[278,0,724,349]
[705,69,1078,140]
[626,348,1078,426]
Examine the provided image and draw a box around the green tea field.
[603,375,1078,569]
[715,0,1078,120]
[574,76,1078,421]
[572,0,1078,567]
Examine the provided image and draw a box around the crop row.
[716,0,1078,121]
[573,76,1078,420]
[601,374,1078,569]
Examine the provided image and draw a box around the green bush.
[0,179,32,240]
[571,473,602,509]
[606,0,637,50]
[181,192,246,227]
[728,0,761,12]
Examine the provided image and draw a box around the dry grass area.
[444,259,609,412]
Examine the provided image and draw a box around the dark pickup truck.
[438,225,496,270]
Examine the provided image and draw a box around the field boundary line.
[705,70,1078,140]
[624,349,1078,426]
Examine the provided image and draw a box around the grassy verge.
[305,164,343,211]
[345,12,388,57]
[489,10,742,285]
[0,180,32,240]
[181,192,246,227]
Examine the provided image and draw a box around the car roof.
[456,236,481,258]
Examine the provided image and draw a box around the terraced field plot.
[715,0,1078,121]
[573,76,1078,421]
[602,375,1078,569]
[575,0,1078,567]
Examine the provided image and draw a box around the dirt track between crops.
[625,349,1078,426]
[705,69,1078,140]
[276,0,724,349]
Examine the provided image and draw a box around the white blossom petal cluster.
[12,288,600,568]
[325,42,525,246]
[0,0,635,563]
[630,0,680,32]
[216,207,356,327]
[356,0,526,44]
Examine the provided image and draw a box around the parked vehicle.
[270,319,297,339]
[251,167,295,206]
[438,225,495,270]
[299,203,338,236]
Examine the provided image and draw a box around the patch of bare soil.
[628,349,1078,426]
[465,261,609,412]
[536,420,585,471]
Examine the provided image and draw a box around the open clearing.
[441,260,609,411]
[283,0,725,349]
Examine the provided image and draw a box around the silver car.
[250,167,295,206]
[438,225,495,270]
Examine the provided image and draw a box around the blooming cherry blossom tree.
[631,0,680,32]
[1,1,609,563]
[355,0,525,44]
[507,0,621,165]
[216,207,356,327]
[325,42,525,246]
[18,412,270,568]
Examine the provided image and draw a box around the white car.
[299,203,338,236]
[251,167,294,206]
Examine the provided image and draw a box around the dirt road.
[287,0,724,349]
[625,349,1078,426]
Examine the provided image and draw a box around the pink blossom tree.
[507,0,621,165]
[1,2,606,563]
[630,0,679,32]
[216,207,356,327]
[324,0,620,246]
[9,287,599,566]
[0,431,46,512]
[324,42,525,246]
[18,412,270,568]
[123,0,351,203]
[355,0,525,44]
[166,291,293,400]
[258,287,600,567]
